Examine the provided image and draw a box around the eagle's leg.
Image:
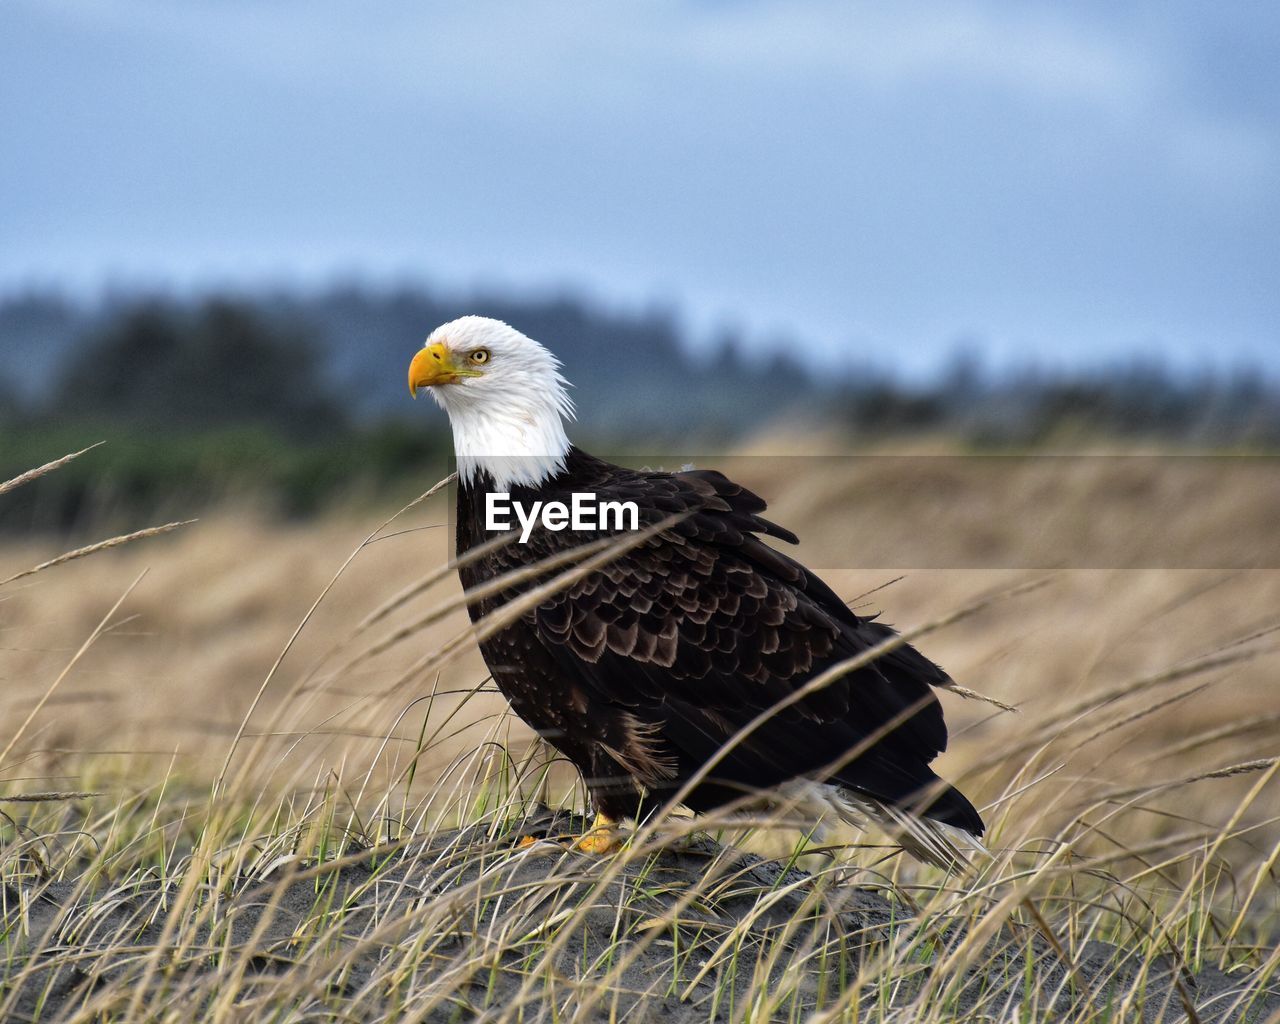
[573,812,621,855]
[512,813,621,852]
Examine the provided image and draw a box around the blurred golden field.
[4,443,1276,851]
[2,441,1278,1020]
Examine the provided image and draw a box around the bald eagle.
[409,316,983,861]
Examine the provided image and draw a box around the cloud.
[673,3,1154,108]
[23,0,1269,193]
[0,1,1167,111]
[4,0,1276,368]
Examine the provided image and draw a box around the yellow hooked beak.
[408,342,482,397]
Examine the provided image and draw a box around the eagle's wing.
[490,459,983,835]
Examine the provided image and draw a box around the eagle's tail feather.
[826,785,990,871]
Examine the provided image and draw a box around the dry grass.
[1,445,1278,1021]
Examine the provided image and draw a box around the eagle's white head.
[408,316,575,489]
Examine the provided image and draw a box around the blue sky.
[3,0,1277,376]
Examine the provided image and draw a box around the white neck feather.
[445,399,572,490]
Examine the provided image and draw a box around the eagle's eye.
[469,348,490,365]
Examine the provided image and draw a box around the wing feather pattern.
[460,449,983,839]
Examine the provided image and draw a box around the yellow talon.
[515,835,540,849]
[573,813,621,855]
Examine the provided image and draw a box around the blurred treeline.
[1,287,1278,533]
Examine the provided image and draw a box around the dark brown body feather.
[456,448,983,835]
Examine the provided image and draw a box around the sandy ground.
[6,813,1275,1022]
